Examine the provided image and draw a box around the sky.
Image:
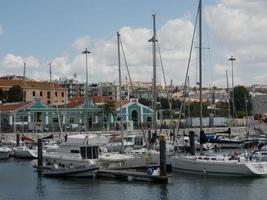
[0,0,267,88]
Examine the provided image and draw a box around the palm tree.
[102,100,116,129]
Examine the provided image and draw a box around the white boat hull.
[171,155,267,177]
[0,151,11,159]
[13,148,37,159]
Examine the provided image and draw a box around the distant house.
[0,79,67,105]
[115,98,154,130]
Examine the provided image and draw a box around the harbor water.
[1,158,267,200]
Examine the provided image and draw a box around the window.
[47,91,50,99]
[33,91,35,97]
[86,147,92,159]
[80,147,86,159]
[47,100,51,104]
[40,91,43,97]
[55,92,57,97]
[62,92,64,97]
[70,150,80,153]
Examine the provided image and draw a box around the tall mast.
[117,32,124,153]
[150,14,158,135]
[229,55,236,126]
[198,0,204,154]
[226,70,231,126]
[199,0,203,131]
[22,62,26,133]
[82,48,91,132]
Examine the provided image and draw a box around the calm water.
[1,158,267,200]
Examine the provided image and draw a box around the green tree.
[138,98,151,107]
[7,85,23,102]
[103,100,116,116]
[231,85,252,118]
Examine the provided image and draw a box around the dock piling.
[16,132,20,147]
[37,138,43,168]
[159,133,166,176]
[189,131,195,156]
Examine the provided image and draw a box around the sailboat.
[170,0,267,177]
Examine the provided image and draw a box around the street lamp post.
[82,48,91,132]
[228,56,236,126]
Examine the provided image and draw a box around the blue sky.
[0,0,216,59]
[0,0,267,87]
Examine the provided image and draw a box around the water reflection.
[159,184,168,200]
[2,158,267,200]
[36,176,46,197]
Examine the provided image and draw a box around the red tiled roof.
[0,102,31,112]
[0,80,64,89]
[62,96,123,108]
[92,96,110,104]
[65,96,84,108]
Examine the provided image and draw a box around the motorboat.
[13,146,38,159]
[44,134,109,167]
[0,144,12,159]
[106,134,145,152]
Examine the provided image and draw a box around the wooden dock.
[96,169,168,183]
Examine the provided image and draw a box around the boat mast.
[199,0,203,153]
[117,32,124,153]
[226,70,231,126]
[150,14,158,136]
[82,48,91,132]
[199,0,202,131]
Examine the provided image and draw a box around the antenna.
[49,62,52,83]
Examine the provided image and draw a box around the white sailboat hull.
[171,155,267,177]
[0,151,10,159]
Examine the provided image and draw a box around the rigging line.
[156,40,171,112]
[120,40,134,93]
[176,5,199,136]
[156,41,167,89]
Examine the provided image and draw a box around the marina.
[1,0,267,199]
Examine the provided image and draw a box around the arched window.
[40,91,43,97]
[33,91,35,97]
[62,92,64,97]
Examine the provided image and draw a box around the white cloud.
[72,35,93,50]
[1,54,40,69]
[205,0,267,86]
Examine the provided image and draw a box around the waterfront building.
[0,79,67,106]
[115,98,155,130]
[0,98,101,133]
